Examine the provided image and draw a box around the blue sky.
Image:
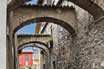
[17,23,36,34]
[24,47,39,54]
[18,0,39,54]
[25,0,37,5]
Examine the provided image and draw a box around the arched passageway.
[8,2,77,69]
[9,12,77,69]
[6,0,104,69]
[17,41,51,69]
[10,18,76,69]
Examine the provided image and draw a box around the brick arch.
[11,5,77,36]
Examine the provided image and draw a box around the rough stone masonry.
[39,1,104,69]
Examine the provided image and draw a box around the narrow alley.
[0,0,104,69]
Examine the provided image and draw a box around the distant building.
[33,48,40,69]
[19,49,34,69]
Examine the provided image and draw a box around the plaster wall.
[0,0,7,69]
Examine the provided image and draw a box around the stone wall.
[56,26,72,69]
[40,22,72,69]
[67,1,104,69]
[39,1,104,69]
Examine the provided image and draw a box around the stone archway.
[8,0,104,20]
[16,34,52,69]
[17,34,51,48]
[18,43,49,56]
[10,5,77,35]
[17,42,50,69]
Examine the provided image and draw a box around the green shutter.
[25,55,28,61]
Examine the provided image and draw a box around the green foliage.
[20,66,32,69]
[48,37,53,41]
[21,68,25,69]
[28,66,32,69]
